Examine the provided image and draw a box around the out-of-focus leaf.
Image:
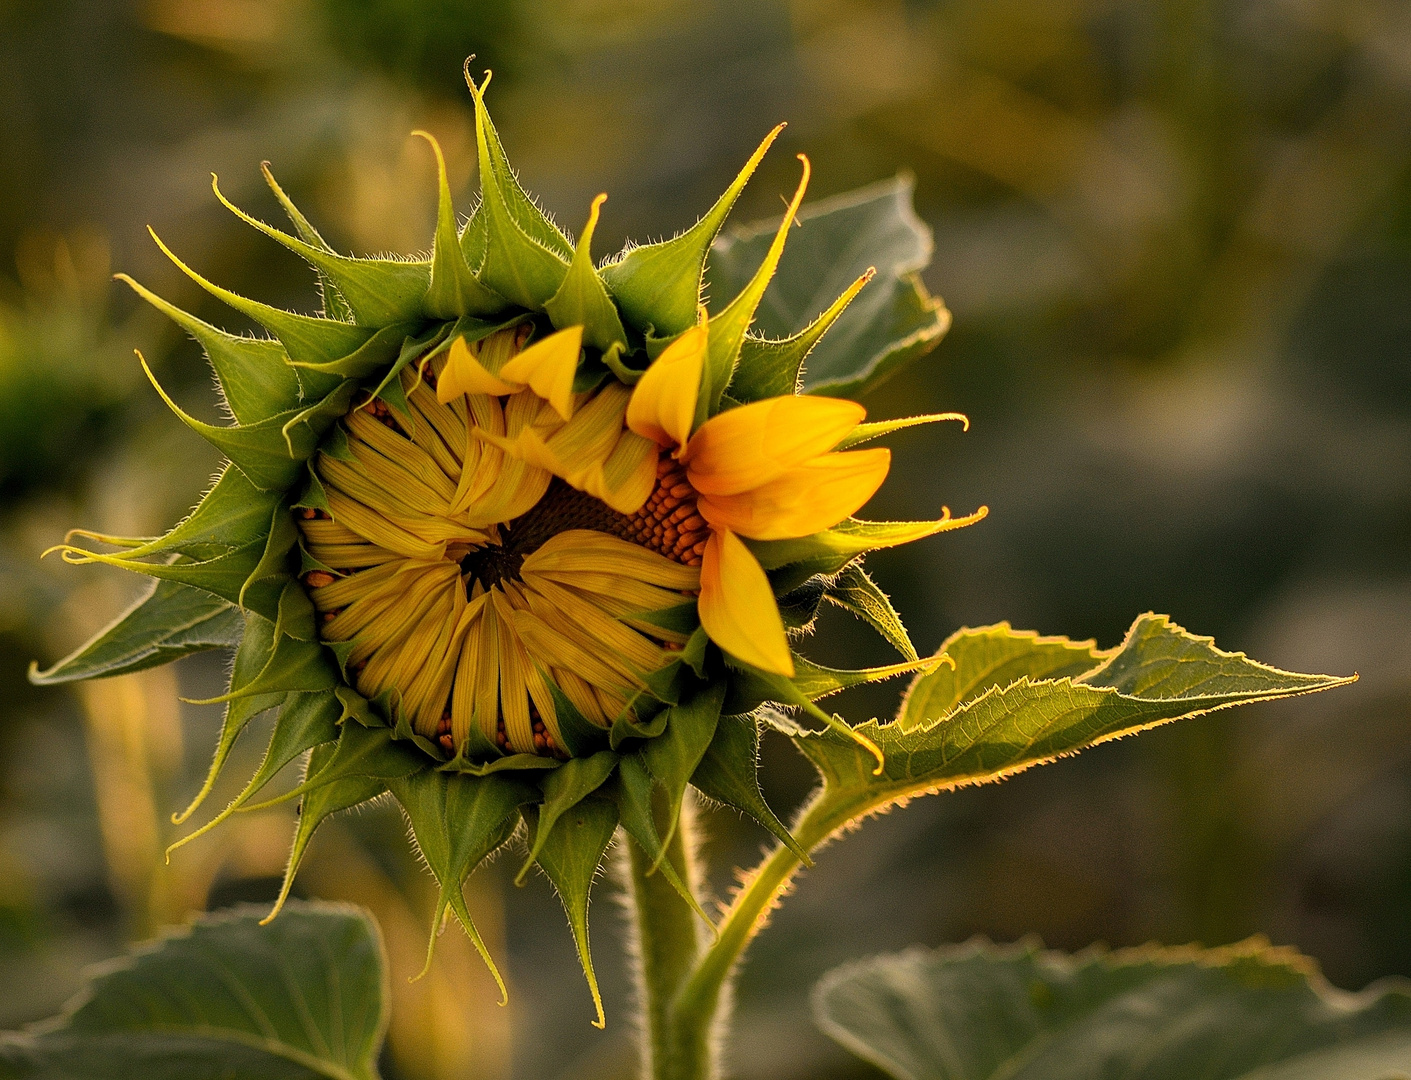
[0,902,389,1080]
[814,938,1411,1080]
[707,176,950,398]
[29,579,241,685]
[794,615,1355,838]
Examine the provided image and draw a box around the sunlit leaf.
[0,902,389,1080]
[815,938,1411,1080]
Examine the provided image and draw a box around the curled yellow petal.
[697,448,890,540]
[438,334,519,402]
[686,395,867,496]
[500,325,583,421]
[626,325,706,449]
[698,528,793,676]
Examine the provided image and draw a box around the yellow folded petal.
[438,334,520,403]
[499,325,583,421]
[698,528,793,676]
[686,395,867,496]
[697,448,890,540]
[626,325,706,448]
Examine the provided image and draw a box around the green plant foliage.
[707,176,950,398]
[813,938,1411,1080]
[0,903,389,1080]
[789,615,1354,839]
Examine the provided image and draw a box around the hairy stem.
[628,797,706,1080]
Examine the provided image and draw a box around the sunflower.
[34,67,984,1024]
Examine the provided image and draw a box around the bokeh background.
[2,0,1409,1076]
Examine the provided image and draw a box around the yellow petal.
[626,325,706,448]
[438,334,519,403]
[686,395,867,496]
[697,448,890,540]
[698,528,793,676]
[500,325,583,421]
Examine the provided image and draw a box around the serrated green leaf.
[168,690,344,857]
[793,614,1355,837]
[149,228,376,365]
[706,175,951,399]
[825,564,916,660]
[898,623,1104,733]
[0,902,389,1080]
[466,74,570,309]
[701,156,810,415]
[261,162,356,324]
[728,269,872,403]
[600,124,784,337]
[516,750,619,885]
[213,177,432,328]
[389,768,533,995]
[413,132,507,319]
[266,743,391,922]
[528,795,619,1028]
[814,938,1411,1080]
[545,194,628,352]
[641,683,724,863]
[689,712,808,863]
[28,579,241,686]
[116,274,302,423]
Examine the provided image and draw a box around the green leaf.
[706,175,951,398]
[0,901,389,1080]
[149,228,377,366]
[28,579,241,685]
[413,132,506,319]
[825,563,916,660]
[528,795,619,1028]
[213,176,432,328]
[389,769,534,995]
[600,124,783,337]
[466,74,571,309]
[898,623,1103,733]
[261,163,356,324]
[641,683,724,862]
[689,712,808,863]
[793,615,1356,836]
[116,274,302,423]
[545,195,629,352]
[515,750,619,885]
[814,938,1411,1080]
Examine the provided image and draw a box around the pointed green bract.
[611,755,715,926]
[545,194,629,352]
[149,228,376,365]
[728,269,872,403]
[515,750,618,885]
[250,720,423,812]
[748,513,989,588]
[213,176,432,328]
[29,579,242,686]
[466,73,571,309]
[815,938,1411,1080]
[0,903,390,1080]
[602,124,784,336]
[823,564,916,660]
[416,131,507,319]
[283,322,418,380]
[689,712,808,863]
[261,162,356,323]
[835,412,968,450]
[116,274,301,423]
[529,795,619,1028]
[789,655,936,702]
[641,684,724,865]
[390,769,532,995]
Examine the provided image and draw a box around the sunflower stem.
[628,794,707,1080]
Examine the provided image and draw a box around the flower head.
[34,67,984,1025]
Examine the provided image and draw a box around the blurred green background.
[2,0,1408,1076]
